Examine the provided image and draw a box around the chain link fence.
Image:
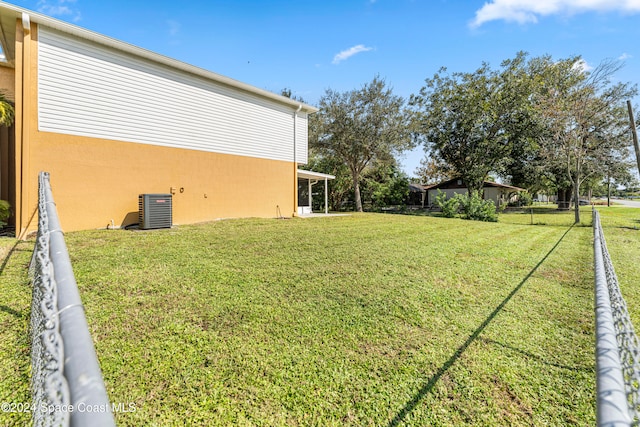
[29,172,115,427]
[594,209,640,426]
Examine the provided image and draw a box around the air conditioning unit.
[138,194,172,230]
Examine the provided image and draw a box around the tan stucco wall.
[28,134,295,231]
[15,22,296,233]
[0,65,15,102]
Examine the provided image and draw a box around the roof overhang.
[426,177,525,192]
[484,181,526,192]
[0,1,318,113]
[297,170,335,180]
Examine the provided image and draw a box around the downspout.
[17,13,30,238]
[293,104,302,216]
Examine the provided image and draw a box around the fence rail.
[594,209,640,426]
[29,171,115,427]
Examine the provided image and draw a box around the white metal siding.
[295,112,308,164]
[37,27,304,162]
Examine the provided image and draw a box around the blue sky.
[8,0,640,177]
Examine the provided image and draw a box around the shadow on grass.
[0,304,25,319]
[477,337,592,372]
[0,239,26,276]
[387,224,575,427]
[0,241,31,320]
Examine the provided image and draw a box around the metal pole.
[324,177,328,214]
[307,179,312,213]
[593,210,632,426]
[626,100,640,175]
[530,207,533,225]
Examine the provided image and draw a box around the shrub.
[517,191,533,207]
[435,190,460,218]
[457,190,498,222]
[0,200,10,227]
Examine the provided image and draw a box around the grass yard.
[0,238,33,427]
[592,207,640,328]
[0,208,609,426]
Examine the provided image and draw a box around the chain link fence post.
[29,172,115,427]
[594,209,640,425]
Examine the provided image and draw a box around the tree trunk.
[607,175,611,207]
[573,181,580,224]
[353,173,363,212]
[557,187,572,210]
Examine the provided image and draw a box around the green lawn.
[0,238,33,427]
[591,206,640,328]
[0,208,612,426]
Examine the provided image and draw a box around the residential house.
[424,178,525,208]
[0,2,318,234]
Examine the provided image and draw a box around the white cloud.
[619,52,632,60]
[572,58,593,73]
[470,0,640,28]
[37,0,81,22]
[332,44,374,64]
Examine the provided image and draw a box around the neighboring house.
[424,178,525,207]
[407,183,427,207]
[0,3,318,235]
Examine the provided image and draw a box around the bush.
[517,191,533,207]
[457,191,498,222]
[435,190,460,218]
[0,200,10,227]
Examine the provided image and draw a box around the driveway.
[611,198,640,208]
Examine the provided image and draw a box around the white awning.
[297,170,334,215]
[297,170,335,180]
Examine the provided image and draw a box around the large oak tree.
[309,77,413,212]
[410,52,537,194]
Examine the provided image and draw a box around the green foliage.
[411,53,636,224]
[305,153,352,211]
[517,191,533,207]
[534,58,637,223]
[435,190,460,218]
[411,52,538,194]
[435,190,498,221]
[456,190,499,222]
[310,76,414,212]
[361,163,410,209]
[414,155,456,185]
[0,200,10,227]
[0,93,14,127]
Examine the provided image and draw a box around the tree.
[361,163,410,209]
[0,92,14,226]
[280,87,306,103]
[410,52,537,195]
[0,93,13,126]
[309,76,414,212]
[414,155,456,185]
[534,58,637,222]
